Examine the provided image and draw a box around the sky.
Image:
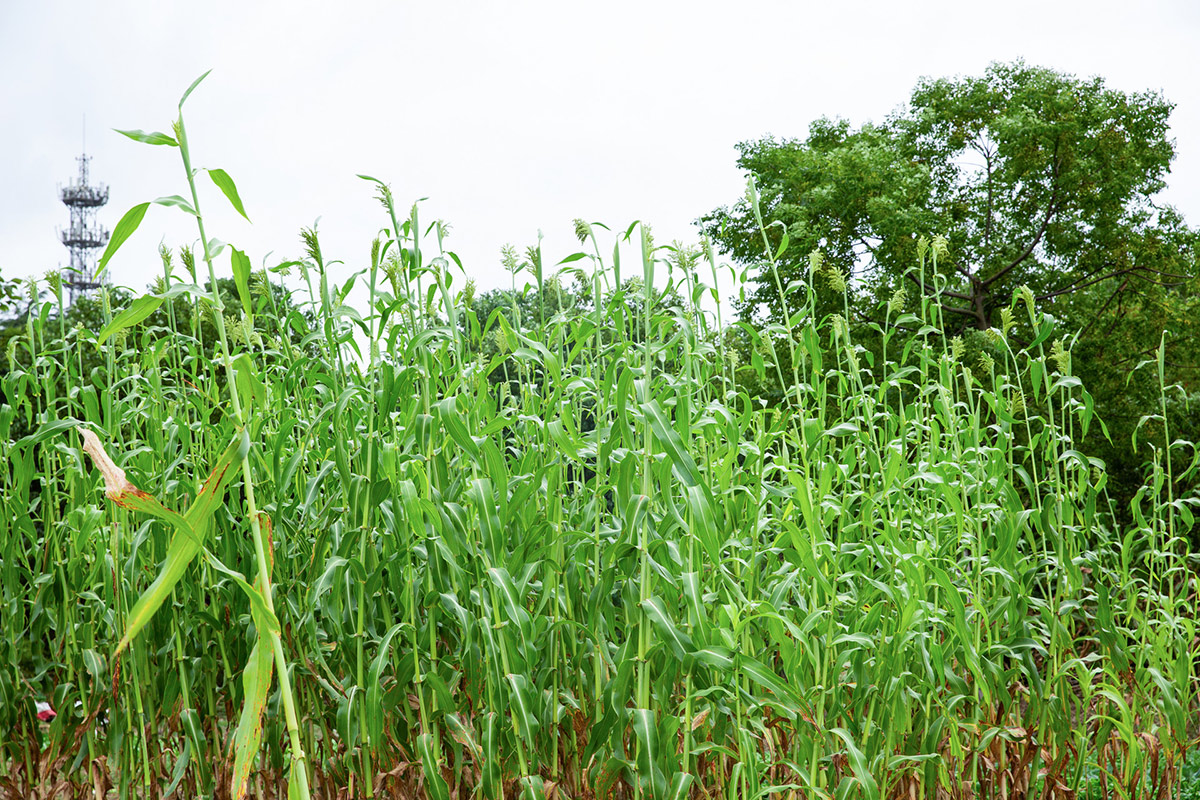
[2,0,1198,303]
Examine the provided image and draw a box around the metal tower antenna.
[58,143,110,304]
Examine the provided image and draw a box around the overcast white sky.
[2,0,1198,301]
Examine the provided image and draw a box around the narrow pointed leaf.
[98,294,165,344]
[97,202,150,273]
[210,168,250,221]
[179,69,213,109]
[115,129,178,147]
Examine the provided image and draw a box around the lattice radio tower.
[58,147,110,304]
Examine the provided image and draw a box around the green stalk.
[174,113,312,800]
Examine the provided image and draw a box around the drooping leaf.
[230,638,274,800]
[210,168,250,221]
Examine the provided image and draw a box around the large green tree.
[702,60,1195,336]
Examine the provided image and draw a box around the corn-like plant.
[0,80,1197,800]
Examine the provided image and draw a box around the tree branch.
[983,140,1061,288]
[1035,268,1135,302]
[938,303,982,318]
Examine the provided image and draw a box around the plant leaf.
[97,202,150,274]
[231,247,253,318]
[209,168,250,221]
[115,129,178,147]
[85,430,249,653]
[230,638,273,800]
[98,294,165,344]
[179,69,213,109]
[153,195,198,216]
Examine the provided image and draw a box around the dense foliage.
[701,59,1200,522]
[1,77,1197,800]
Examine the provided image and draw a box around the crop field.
[2,83,1198,799]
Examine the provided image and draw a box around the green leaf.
[231,247,253,318]
[98,294,165,344]
[209,168,250,221]
[233,353,267,414]
[641,400,702,486]
[17,419,80,450]
[632,708,665,796]
[230,638,273,800]
[115,129,178,147]
[641,597,693,661]
[825,422,860,437]
[153,195,198,216]
[97,202,150,274]
[179,69,213,109]
[366,624,404,752]
[202,552,280,639]
[504,673,540,744]
[417,733,450,800]
[829,728,880,799]
[113,431,248,653]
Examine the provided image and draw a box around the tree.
[702,60,1195,336]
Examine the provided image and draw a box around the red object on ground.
[36,702,56,722]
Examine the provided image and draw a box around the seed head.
[375,183,394,212]
[888,286,907,315]
[180,246,196,280]
[492,326,509,354]
[931,234,949,260]
[1018,285,1036,321]
[1000,307,1015,340]
[383,254,402,294]
[226,314,247,345]
[641,225,655,253]
[831,313,848,342]
[523,245,541,274]
[950,336,965,361]
[1050,339,1070,373]
[1011,388,1026,414]
[808,249,825,275]
[251,270,270,297]
[917,235,929,261]
[44,271,62,297]
[501,245,520,274]
[158,243,173,271]
[573,218,592,245]
[300,227,323,268]
[670,242,699,274]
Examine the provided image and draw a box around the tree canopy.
[701,60,1195,338]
